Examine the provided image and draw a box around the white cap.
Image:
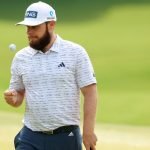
[16,1,57,26]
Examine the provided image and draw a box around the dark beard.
[29,26,51,52]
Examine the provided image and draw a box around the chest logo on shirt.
[58,62,65,67]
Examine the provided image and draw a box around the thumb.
[10,89,17,96]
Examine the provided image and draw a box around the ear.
[47,21,56,30]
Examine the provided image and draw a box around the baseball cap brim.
[16,20,46,26]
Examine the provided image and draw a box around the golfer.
[4,1,98,150]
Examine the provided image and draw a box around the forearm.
[81,84,98,150]
[81,84,97,133]
[83,92,97,134]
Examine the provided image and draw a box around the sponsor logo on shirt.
[58,62,65,67]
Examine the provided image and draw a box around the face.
[27,23,51,51]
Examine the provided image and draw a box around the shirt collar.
[29,35,62,56]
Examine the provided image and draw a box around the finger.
[9,89,17,95]
[90,145,96,150]
[4,95,13,99]
[4,90,11,96]
[93,134,98,145]
[6,96,17,105]
[93,139,97,146]
[11,91,17,96]
[84,144,90,150]
[4,90,12,96]
[4,89,17,96]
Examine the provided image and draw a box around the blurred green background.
[0,0,150,126]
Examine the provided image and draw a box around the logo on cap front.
[25,11,38,18]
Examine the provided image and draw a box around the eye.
[32,26,38,29]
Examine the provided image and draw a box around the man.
[4,1,97,150]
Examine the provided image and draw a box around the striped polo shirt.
[9,35,97,131]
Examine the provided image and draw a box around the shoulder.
[12,46,33,64]
[14,46,33,59]
[59,36,87,55]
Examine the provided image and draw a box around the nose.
[26,26,33,34]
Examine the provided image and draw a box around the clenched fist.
[4,89,24,107]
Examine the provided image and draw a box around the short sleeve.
[75,47,97,88]
[9,56,25,90]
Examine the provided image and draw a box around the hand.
[83,132,97,150]
[4,89,18,106]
